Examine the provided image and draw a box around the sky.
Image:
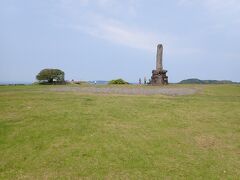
[0,0,240,83]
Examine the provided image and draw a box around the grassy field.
[0,84,239,179]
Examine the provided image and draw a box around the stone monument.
[150,44,168,85]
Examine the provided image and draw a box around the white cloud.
[57,0,162,52]
[179,0,240,13]
[73,15,160,52]
[58,0,203,55]
[58,0,138,17]
[69,13,199,55]
[64,13,202,56]
[96,0,138,14]
[203,0,240,12]
[178,0,240,30]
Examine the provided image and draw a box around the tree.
[36,69,65,83]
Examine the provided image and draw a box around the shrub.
[108,79,129,85]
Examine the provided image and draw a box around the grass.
[0,84,239,179]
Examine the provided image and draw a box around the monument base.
[150,69,168,85]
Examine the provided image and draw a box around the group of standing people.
[139,77,148,85]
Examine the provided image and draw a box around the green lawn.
[0,85,239,179]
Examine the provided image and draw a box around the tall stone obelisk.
[150,44,168,85]
[156,44,163,71]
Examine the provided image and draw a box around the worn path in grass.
[50,86,198,95]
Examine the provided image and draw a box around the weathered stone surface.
[156,44,163,71]
[151,44,168,85]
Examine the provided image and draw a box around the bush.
[108,79,129,85]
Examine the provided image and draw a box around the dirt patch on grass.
[195,135,218,149]
[50,86,199,96]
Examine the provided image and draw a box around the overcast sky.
[1,0,240,83]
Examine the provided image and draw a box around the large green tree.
[36,69,65,83]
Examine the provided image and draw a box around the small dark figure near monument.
[139,78,142,84]
[144,77,147,84]
[150,44,168,85]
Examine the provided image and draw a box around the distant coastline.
[1,79,239,85]
[179,78,239,84]
[0,81,33,85]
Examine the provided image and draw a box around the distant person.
[144,77,147,84]
[139,78,142,85]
